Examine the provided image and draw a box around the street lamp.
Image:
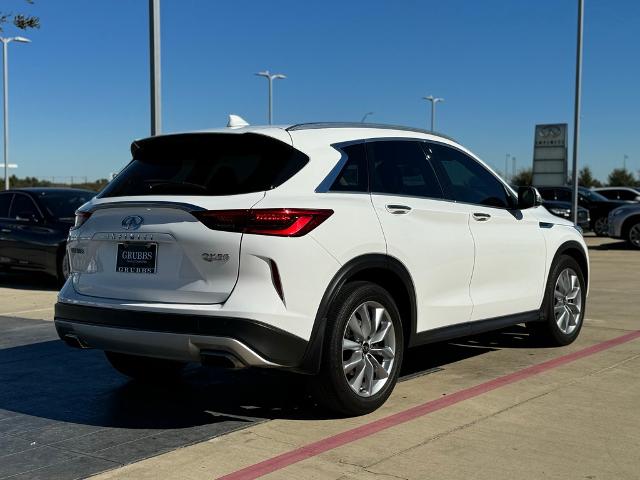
[361,112,374,123]
[423,95,444,131]
[1,36,30,190]
[255,70,286,125]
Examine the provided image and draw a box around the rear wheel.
[311,281,404,416]
[527,255,586,346]
[105,351,186,382]
[626,221,640,249]
[593,216,608,236]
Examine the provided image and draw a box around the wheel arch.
[297,254,417,374]
[553,240,589,289]
[621,214,640,240]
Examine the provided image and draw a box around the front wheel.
[105,351,186,382]
[527,255,586,346]
[311,281,404,416]
[626,221,640,249]
[593,216,608,236]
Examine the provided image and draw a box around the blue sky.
[2,0,639,181]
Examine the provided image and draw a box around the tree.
[607,168,636,187]
[578,166,602,188]
[511,168,533,186]
[0,1,40,33]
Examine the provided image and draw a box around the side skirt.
[411,310,542,347]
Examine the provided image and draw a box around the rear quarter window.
[100,133,308,198]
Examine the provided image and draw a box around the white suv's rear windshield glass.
[99,133,308,197]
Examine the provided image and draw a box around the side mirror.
[518,186,542,209]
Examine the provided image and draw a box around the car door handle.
[386,204,412,214]
[472,212,491,222]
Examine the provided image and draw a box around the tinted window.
[430,144,512,208]
[330,143,367,192]
[0,193,11,218]
[537,188,555,200]
[555,189,571,202]
[100,133,308,198]
[9,194,40,220]
[36,191,95,219]
[597,190,617,200]
[367,141,442,198]
[620,190,639,200]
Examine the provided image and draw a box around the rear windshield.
[99,133,308,198]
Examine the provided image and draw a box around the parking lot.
[0,235,638,480]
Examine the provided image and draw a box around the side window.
[620,190,637,200]
[329,143,368,192]
[556,189,571,202]
[598,190,615,200]
[367,140,443,198]
[9,194,40,220]
[0,193,12,218]
[429,144,512,208]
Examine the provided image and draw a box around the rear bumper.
[54,302,308,369]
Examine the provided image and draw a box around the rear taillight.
[72,211,92,230]
[193,208,333,237]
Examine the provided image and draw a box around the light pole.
[149,0,161,136]
[505,153,511,179]
[361,112,374,123]
[571,0,584,226]
[255,70,286,125]
[423,95,444,131]
[1,36,30,191]
[623,154,628,170]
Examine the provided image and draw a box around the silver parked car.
[609,204,640,249]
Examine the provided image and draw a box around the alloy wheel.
[342,301,396,397]
[594,217,608,236]
[554,268,582,335]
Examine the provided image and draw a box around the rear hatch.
[69,132,307,304]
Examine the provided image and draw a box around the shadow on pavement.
[587,240,633,251]
[0,325,542,427]
[0,271,59,291]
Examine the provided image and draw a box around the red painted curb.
[218,330,640,480]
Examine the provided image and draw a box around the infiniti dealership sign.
[531,123,568,187]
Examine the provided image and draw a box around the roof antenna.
[227,114,249,129]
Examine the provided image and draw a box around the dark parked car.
[0,188,95,284]
[536,186,627,236]
[542,199,590,230]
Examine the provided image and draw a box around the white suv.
[56,123,589,415]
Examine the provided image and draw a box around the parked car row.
[532,185,640,249]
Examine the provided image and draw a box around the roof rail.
[286,122,458,143]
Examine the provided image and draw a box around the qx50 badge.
[121,215,144,230]
[202,253,230,263]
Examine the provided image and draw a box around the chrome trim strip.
[55,320,281,367]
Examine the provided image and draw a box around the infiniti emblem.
[121,215,144,230]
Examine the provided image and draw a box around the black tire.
[626,220,640,249]
[593,216,608,237]
[105,351,186,382]
[56,248,70,287]
[527,255,586,346]
[310,281,404,416]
